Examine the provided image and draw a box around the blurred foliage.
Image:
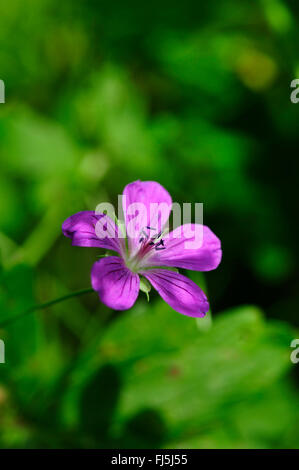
[1,0,299,449]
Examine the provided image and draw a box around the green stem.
[0,287,94,329]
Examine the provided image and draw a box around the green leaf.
[196,310,212,332]
[94,303,296,446]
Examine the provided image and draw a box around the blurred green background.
[1,0,299,449]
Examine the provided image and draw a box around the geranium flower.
[62,181,222,317]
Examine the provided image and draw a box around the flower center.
[125,226,166,272]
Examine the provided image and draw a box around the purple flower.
[62,181,222,317]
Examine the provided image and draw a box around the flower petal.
[91,256,140,310]
[140,268,209,317]
[143,224,222,271]
[62,211,124,254]
[122,180,172,253]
